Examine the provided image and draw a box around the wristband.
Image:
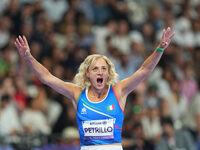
[156,47,164,53]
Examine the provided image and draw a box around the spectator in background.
[144,84,159,109]
[77,22,94,50]
[91,0,111,25]
[156,117,194,150]
[167,78,187,129]
[159,97,171,119]
[0,77,16,99]
[147,5,162,32]
[107,0,130,23]
[129,30,145,69]
[2,0,21,35]
[0,0,11,14]
[13,76,28,111]
[92,19,117,55]
[0,46,13,79]
[0,94,22,136]
[21,89,51,135]
[149,66,173,99]
[111,20,131,55]
[115,53,137,80]
[126,91,145,125]
[174,3,194,50]
[189,84,200,150]
[141,105,162,145]
[42,0,69,23]
[0,16,12,49]
[124,122,154,150]
[141,22,157,52]
[182,84,200,142]
[60,126,80,149]
[180,63,198,104]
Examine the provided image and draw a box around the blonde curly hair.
[73,54,119,89]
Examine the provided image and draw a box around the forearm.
[138,27,174,77]
[118,28,174,96]
[139,49,163,76]
[25,53,51,84]
[118,48,163,95]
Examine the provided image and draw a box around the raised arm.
[114,27,175,110]
[14,36,81,103]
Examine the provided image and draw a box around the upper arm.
[113,68,147,111]
[122,67,147,91]
[114,67,147,100]
[44,74,82,103]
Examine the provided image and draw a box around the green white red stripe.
[107,104,115,111]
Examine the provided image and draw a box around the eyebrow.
[92,65,108,68]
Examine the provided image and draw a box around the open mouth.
[97,78,103,84]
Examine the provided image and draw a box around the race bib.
[82,119,114,140]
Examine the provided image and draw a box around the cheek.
[106,71,110,78]
[105,74,109,81]
[86,71,93,79]
[88,73,96,81]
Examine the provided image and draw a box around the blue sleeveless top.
[76,86,124,146]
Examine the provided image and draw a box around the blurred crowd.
[0,0,200,149]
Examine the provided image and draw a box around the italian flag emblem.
[107,104,115,111]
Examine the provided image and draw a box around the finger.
[15,41,22,51]
[162,29,165,40]
[23,35,28,45]
[19,35,25,45]
[169,32,175,40]
[166,27,171,37]
[16,38,22,47]
[14,41,19,49]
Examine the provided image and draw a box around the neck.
[89,85,109,99]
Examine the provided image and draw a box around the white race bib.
[82,119,114,140]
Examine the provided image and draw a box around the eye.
[102,67,107,71]
[92,67,98,72]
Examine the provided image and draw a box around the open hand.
[14,35,31,58]
[159,27,175,50]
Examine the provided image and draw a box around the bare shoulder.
[112,81,122,95]
[112,79,129,97]
[67,83,83,103]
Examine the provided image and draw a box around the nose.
[97,68,103,75]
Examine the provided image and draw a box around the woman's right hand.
[14,35,31,59]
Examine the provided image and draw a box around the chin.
[97,83,108,89]
[95,85,104,90]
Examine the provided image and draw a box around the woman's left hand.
[158,27,175,50]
